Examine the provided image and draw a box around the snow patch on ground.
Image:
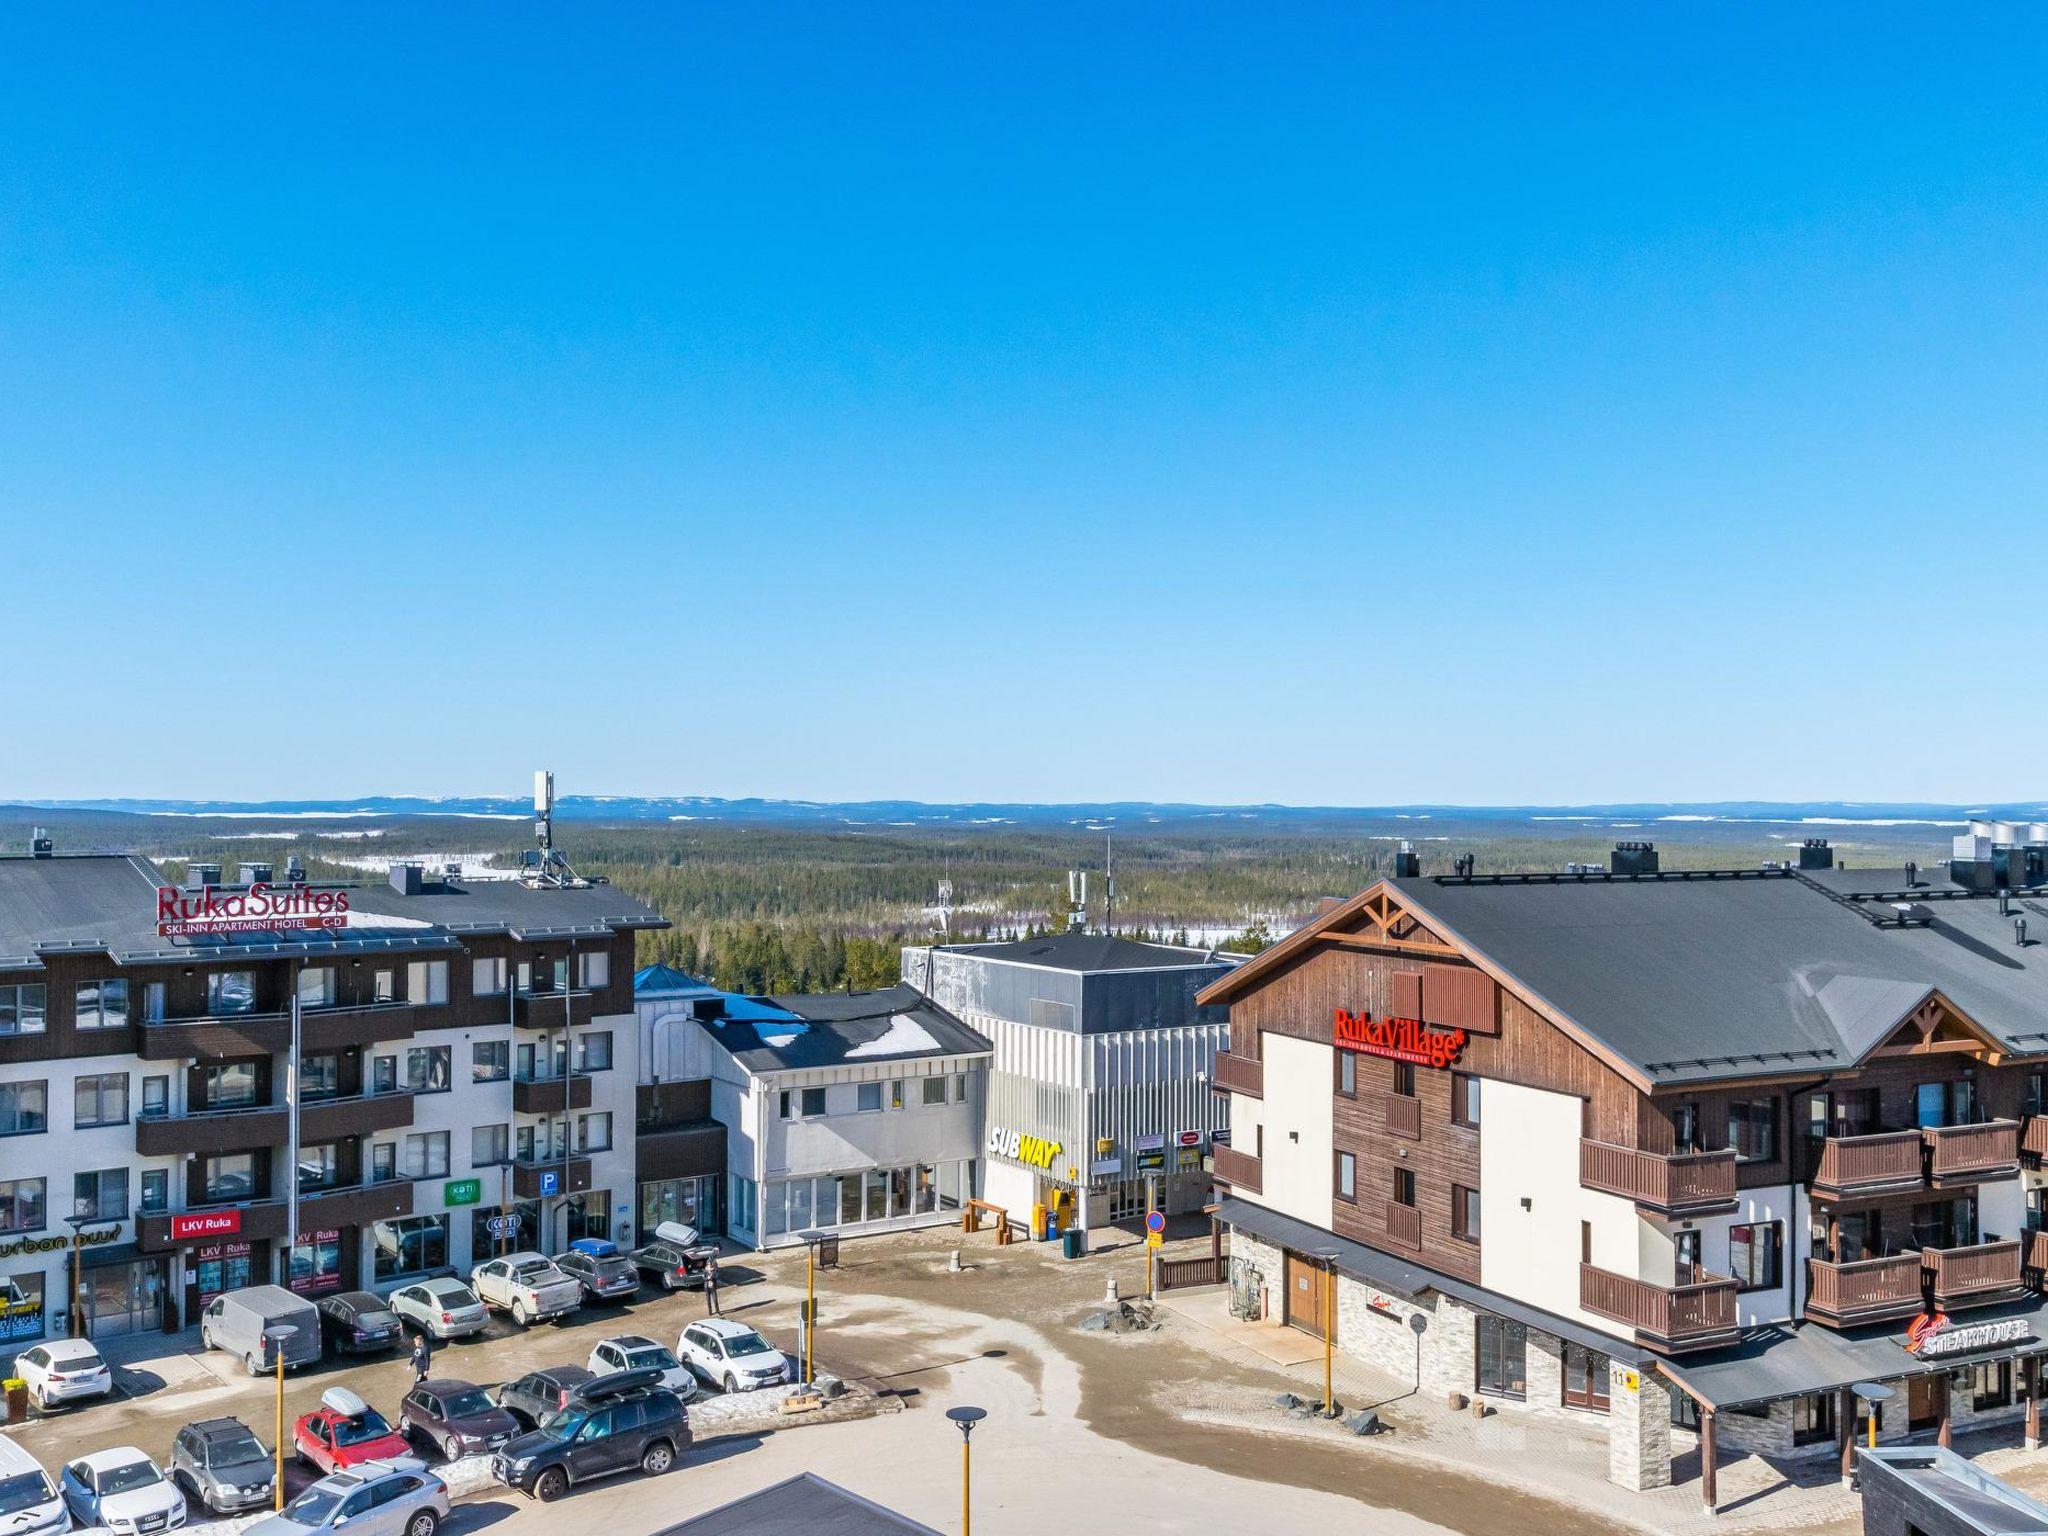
[845,1014,943,1058]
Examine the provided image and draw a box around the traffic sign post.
[539,1171,559,1198]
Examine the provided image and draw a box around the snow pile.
[844,1014,941,1058]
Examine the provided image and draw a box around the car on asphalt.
[294,1388,412,1475]
[627,1222,718,1291]
[555,1244,640,1303]
[0,1433,68,1535]
[397,1379,521,1461]
[198,1286,323,1377]
[14,1338,114,1412]
[57,1447,185,1535]
[244,1461,447,1536]
[491,1369,689,1503]
[492,1365,596,1430]
[314,1291,405,1355]
[387,1278,488,1341]
[168,1417,275,1516]
[587,1335,697,1400]
[675,1319,791,1393]
[468,1252,582,1326]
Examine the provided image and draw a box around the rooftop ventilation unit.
[29,828,52,858]
[1393,841,1421,878]
[690,996,722,1023]
[389,862,426,897]
[1610,841,1660,877]
[186,862,223,890]
[240,861,272,887]
[284,854,307,885]
[1799,838,1834,871]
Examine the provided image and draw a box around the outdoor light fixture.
[947,1406,987,1536]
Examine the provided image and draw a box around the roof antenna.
[522,770,587,889]
[1068,870,1088,935]
[1105,833,1115,935]
[934,864,954,944]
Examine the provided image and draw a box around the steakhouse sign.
[155,883,350,938]
[1333,1008,1469,1069]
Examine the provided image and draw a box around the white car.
[674,1320,790,1394]
[58,1448,185,1535]
[16,1339,114,1411]
[586,1335,697,1401]
[387,1279,488,1341]
[0,1432,68,1534]
[469,1253,581,1326]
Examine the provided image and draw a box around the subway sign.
[986,1126,1063,1170]
[156,883,351,938]
[1333,1009,1468,1069]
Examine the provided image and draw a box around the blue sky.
[5,6,2045,805]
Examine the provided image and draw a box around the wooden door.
[1285,1254,1329,1338]
[1908,1374,1939,1429]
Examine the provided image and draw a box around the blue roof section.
[633,962,716,995]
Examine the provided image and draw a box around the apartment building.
[0,844,661,1345]
[1204,833,2048,1513]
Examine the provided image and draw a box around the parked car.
[0,1432,68,1534]
[675,1319,791,1393]
[295,1388,411,1475]
[491,1369,688,1503]
[245,1461,446,1536]
[555,1242,639,1303]
[15,1338,114,1412]
[58,1447,185,1535]
[493,1366,595,1430]
[469,1252,582,1326]
[198,1286,323,1377]
[315,1291,404,1355]
[587,1335,696,1400]
[168,1417,274,1515]
[627,1224,717,1291]
[387,1278,488,1341]
[397,1379,520,1461]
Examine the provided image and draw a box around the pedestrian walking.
[410,1331,432,1385]
[703,1258,722,1317]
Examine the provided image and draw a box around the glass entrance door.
[83,1260,165,1339]
[1475,1316,1527,1400]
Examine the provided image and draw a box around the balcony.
[301,1091,416,1141]
[1924,1239,2023,1307]
[1580,1140,1738,1216]
[1383,1094,1421,1141]
[1808,1130,1926,1199]
[512,990,595,1029]
[1211,1144,1262,1195]
[2023,1116,2048,1165]
[1924,1121,2022,1185]
[513,1075,593,1115]
[1579,1263,1739,1354]
[136,1102,286,1157]
[511,1156,593,1200]
[1805,1252,1926,1327]
[301,1000,442,1052]
[136,1012,291,1061]
[1210,1052,1263,1099]
[136,1178,416,1253]
[2027,1228,2048,1282]
[1384,1200,1421,1252]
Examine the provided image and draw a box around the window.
[472,958,507,997]
[372,1215,449,1281]
[140,1076,168,1119]
[856,1083,882,1112]
[575,1032,612,1073]
[579,951,609,989]
[373,969,395,1004]
[73,1074,128,1128]
[203,1153,258,1203]
[778,1090,795,1121]
[578,1112,613,1153]
[402,1047,451,1094]
[471,1124,509,1167]
[371,1143,397,1183]
[403,1132,450,1180]
[139,1169,168,1214]
[298,1144,339,1191]
[1335,1151,1356,1202]
[472,1041,509,1084]
[296,967,336,1009]
[302,1055,339,1101]
[0,1178,46,1233]
[802,1086,826,1117]
[1562,1344,1611,1413]
[952,1074,968,1103]
[1475,1316,1527,1401]
[922,1077,947,1106]
[889,1080,904,1110]
[1729,1221,1783,1292]
[373,1056,396,1095]
[1730,1100,1778,1162]
[1392,1167,1416,1207]
[203,1063,259,1109]
[407,961,448,1005]
[1452,1184,1481,1243]
[1392,1061,1416,1097]
[1337,1052,1356,1097]
[1973,1360,2014,1412]
[1671,1102,1702,1154]
[205,972,253,1016]
[0,983,46,1035]
[71,1169,125,1223]
[0,1082,48,1136]
[1452,1074,1481,1128]
[75,978,129,1029]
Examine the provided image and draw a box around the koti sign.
[1333,1009,1468,1069]
[155,883,351,938]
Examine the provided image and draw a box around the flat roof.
[933,932,1240,974]
[650,1473,941,1535]
[1861,1447,2048,1534]
[696,984,991,1074]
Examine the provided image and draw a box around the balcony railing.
[1211,1144,1262,1195]
[2023,1116,2048,1164]
[1384,1200,1421,1251]
[1805,1252,1926,1327]
[137,998,443,1060]
[1808,1130,1927,1198]
[1924,1239,2023,1305]
[2027,1228,2048,1281]
[136,1177,416,1252]
[512,1074,593,1114]
[1924,1121,2022,1184]
[1210,1052,1263,1099]
[1580,1140,1738,1214]
[512,989,595,1029]
[136,1100,286,1156]
[1579,1263,1739,1353]
[1383,1094,1421,1141]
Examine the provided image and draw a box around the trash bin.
[1062,1227,1085,1261]
[3,1380,24,1422]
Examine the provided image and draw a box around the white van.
[0,1431,69,1534]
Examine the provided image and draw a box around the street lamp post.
[1313,1248,1342,1418]
[264,1323,299,1511]
[61,1215,104,1341]
[797,1229,829,1385]
[946,1405,986,1536]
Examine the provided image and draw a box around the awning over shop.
[79,1242,147,1271]
[1217,1196,1651,1366]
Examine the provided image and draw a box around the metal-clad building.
[903,934,1241,1236]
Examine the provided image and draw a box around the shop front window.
[193,1242,256,1307]
[0,1274,46,1342]
[372,1215,449,1282]
[288,1231,344,1296]
[1475,1316,1527,1401]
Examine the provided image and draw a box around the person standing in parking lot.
[410,1331,432,1385]
[703,1258,722,1317]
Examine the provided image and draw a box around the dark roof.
[1383,868,2048,1086]
[944,932,1235,973]
[650,1473,940,1536]
[699,984,991,1075]
[634,962,714,994]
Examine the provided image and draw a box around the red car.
[294,1386,411,1474]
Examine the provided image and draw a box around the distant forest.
[0,805,1953,997]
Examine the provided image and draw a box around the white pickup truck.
[469,1251,584,1326]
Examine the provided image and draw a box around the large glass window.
[802,1087,826,1117]
[205,972,253,1016]
[301,1055,339,1101]
[139,1170,168,1213]
[856,1082,882,1113]
[74,1169,127,1222]
[203,1153,258,1203]
[402,1047,451,1094]
[1730,1100,1778,1162]
[73,1073,128,1128]
[407,961,449,1006]
[403,1132,450,1180]
[472,1124,509,1167]
[1452,1074,1482,1128]
[372,1215,448,1282]
[576,1032,612,1073]
[298,1144,339,1191]
[296,968,336,1009]
[1475,1316,1527,1400]
[202,1063,259,1110]
[76,979,130,1029]
[0,1083,48,1136]
[577,1113,612,1153]
[1729,1221,1784,1291]
[786,1178,814,1232]
[472,958,507,997]
[922,1077,947,1107]
[863,1169,888,1221]
[0,984,46,1035]
[0,1179,47,1233]
[472,1041,509,1084]
[838,1175,862,1226]
[579,951,609,989]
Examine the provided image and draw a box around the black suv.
[491,1369,689,1502]
[316,1291,405,1355]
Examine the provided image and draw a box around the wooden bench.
[963,1199,1014,1245]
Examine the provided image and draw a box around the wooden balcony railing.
[1211,1144,1262,1195]
[1924,1121,2022,1183]
[1579,1140,1738,1214]
[1384,1200,1422,1252]
[2023,1116,2048,1164]
[2027,1228,2048,1280]
[1808,1130,1926,1197]
[1805,1253,1926,1326]
[1924,1239,2023,1305]
[1383,1094,1421,1141]
[1579,1263,1739,1353]
[1210,1052,1263,1100]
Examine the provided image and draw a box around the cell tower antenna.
[523,770,588,889]
[935,867,954,943]
[1105,833,1115,933]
